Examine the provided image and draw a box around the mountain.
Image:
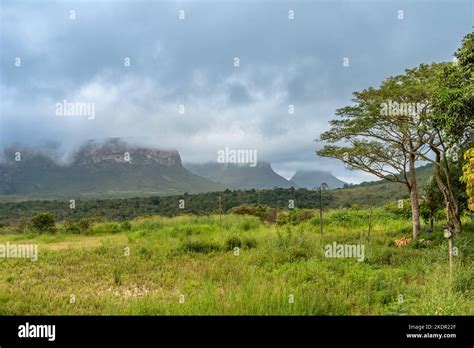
[0,138,223,198]
[185,162,298,189]
[0,136,436,205]
[290,170,347,189]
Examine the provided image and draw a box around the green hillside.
[330,163,434,208]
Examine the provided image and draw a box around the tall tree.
[423,31,474,235]
[317,64,443,239]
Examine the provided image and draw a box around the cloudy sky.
[0,0,472,183]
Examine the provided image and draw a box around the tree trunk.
[431,148,463,236]
[452,210,462,236]
[319,187,323,236]
[443,153,462,236]
[409,154,421,239]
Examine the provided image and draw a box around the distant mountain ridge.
[0,138,351,199]
[185,162,297,189]
[290,170,347,189]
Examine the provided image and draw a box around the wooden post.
[448,234,454,272]
[218,195,222,224]
[445,202,454,275]
[319,187,323,236]
[368,205,372,241]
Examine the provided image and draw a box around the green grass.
[0,209,472,315]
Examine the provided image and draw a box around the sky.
[0,0,472,183]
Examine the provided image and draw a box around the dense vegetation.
[0,211,472,315]
[0,188,333,225]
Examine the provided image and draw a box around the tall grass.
[0,209,472,315]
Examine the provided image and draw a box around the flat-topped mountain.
[0,138,223,197]
[73,138,182,167]
[0,138,349,199]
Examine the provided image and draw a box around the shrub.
[113,269,122,286]
[63,218,92,234]
[238,218,260,231]
[31,213,55,233]
[230,204,271,221]
[240,221,252,231]
[224,236,242,250]
[91,222,121,235]
[180,241,221,254]
[121,221,132,231]
[277,209,315,225]
[170,224,215,237]
[137,246,152,259]
[265,209,278,224]
[384,199,412,219]
[78,218,92,233]
[14,217,30,233]
[63,220,80,234]
[224,236,257,250]
[243,237,258,249]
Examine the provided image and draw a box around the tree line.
[0,187,333,226]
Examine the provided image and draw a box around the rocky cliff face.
[73,138,182,167]
[0,138,222,196]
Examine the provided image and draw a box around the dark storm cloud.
[0,0,471,182]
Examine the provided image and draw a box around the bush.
[78,218,92,233]
[63,218,92,234]
[384,199,412,219]
[238,218,260,231]
[224,236,258,251]
[14,217,30,233]
[113,269,122,286]
[137,246,152,259]
[224,236,242,250]
[243,237,258,249]
[180,241,221,254]
[91,222,121,235]
[277,209,315,225]
[31,213,55,233]
[230,204,272,221]
[63,220,80,234]
[121,221,132,231]
[265,209,278,224]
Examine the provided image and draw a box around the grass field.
[0,209,472,315]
